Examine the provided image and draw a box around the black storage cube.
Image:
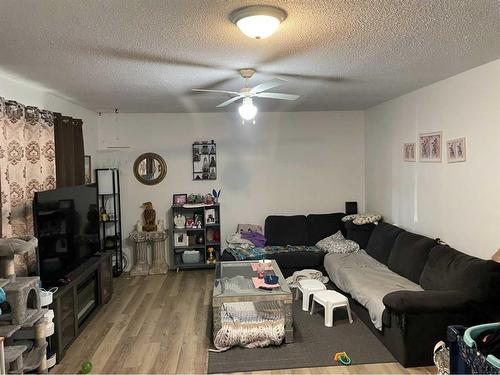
[344,221,375,249]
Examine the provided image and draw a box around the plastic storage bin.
[182,250,200,264]
[448,324,500,374]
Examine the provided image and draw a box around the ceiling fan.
[192,68,299,121]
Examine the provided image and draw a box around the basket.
[182,250,200,264]
[448,324,500,374]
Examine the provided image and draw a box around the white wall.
[0,71,99,162]
[365,60,500,259]
[96,111,366,268]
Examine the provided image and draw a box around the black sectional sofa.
[326,222,500,367]
[222,214,500,367]
[221,213,346,277]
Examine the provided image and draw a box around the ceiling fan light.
[238,98,258,120]
[230,6,287,39]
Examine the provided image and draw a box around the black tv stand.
[49,251,113,362]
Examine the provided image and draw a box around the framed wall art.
[419,131,442,162]
[447,137,466,163]
[193,141,216,180]
[403,143,416,162]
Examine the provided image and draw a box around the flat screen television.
[34,184,99,284]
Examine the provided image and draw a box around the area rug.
[207,294,396,373]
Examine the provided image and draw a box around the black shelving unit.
[171,203,221,270]
[95,168,123,276]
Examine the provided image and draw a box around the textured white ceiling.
[0,0,499,113]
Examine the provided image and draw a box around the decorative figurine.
[136,220,143,232]
[207,247,216,264]
[174,214,186,229]
[142,202,157,232]
[204,193,214,205]
[157,219,164,232]
[194,214,202,228]
[212,189,221,203]
[100,207,109,222]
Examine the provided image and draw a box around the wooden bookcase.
[171,204,221,270]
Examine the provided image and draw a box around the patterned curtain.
[0,97,56,238]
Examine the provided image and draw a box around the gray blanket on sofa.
[324,250,423,330]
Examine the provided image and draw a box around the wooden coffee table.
[212,260,294,343]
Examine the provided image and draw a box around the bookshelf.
[95,168,123,276]
[171,204,221,271]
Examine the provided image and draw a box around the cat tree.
[0,236,49,374]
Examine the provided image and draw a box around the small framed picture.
[205,208,216,224]
[403,143,416,162]
[447,137,466,163]
[84,155,92,183]
[173,194,187,205]
[419,131,442,162]
[174,231,189,247]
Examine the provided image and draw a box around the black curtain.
[54,113,85,187]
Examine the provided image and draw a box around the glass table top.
[213,260,291,298]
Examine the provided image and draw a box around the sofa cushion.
[266,251,325,270]
[306,213,345,245]
[316,231,360,254]
[388,232,436,284]
[345,221,376,249]
[265,215,307,246]
[365,223,405,265]
[420,245,500,301]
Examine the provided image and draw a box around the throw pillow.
[316,231,360,253]
[342,213,382,225]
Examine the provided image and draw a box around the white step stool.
[310,290,353,327]
[295,279,326,311]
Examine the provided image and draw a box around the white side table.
[310,290,353,327]
[295,279,327,311]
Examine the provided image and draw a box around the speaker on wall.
[345,201,358,215]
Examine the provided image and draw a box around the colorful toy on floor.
[80,360,93,374]
[334,351,352,365]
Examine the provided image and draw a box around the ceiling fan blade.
[216,96,243,107]
[192,88,240,95]
[251,77,287,94]
[256,92,300,101]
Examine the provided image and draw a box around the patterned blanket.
[226,245,325,261]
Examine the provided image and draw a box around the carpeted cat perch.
[0,236,49,374]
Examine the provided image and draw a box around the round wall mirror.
[133,153,167,185]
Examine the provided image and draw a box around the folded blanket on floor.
[213,301,285,351]
[225,245,324,261]
[285,269,329,288]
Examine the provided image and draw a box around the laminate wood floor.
[53,270,436,374]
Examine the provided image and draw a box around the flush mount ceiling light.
[230,5,287,39]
